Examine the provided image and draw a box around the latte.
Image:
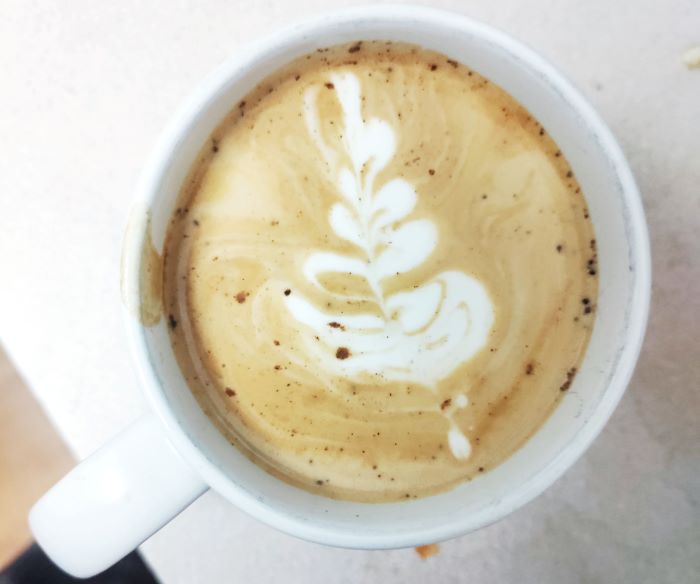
[163,42,598,502]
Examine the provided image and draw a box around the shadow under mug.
[30,5,650,578]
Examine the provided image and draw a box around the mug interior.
[124,6,650,548]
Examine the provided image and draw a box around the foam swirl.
[285,72,494,458]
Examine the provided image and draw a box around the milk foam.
[286,72,494,458]
[164,42,598,501]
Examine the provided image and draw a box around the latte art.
[285,72,494,458]
[163,42,598,502]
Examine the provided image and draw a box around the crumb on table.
[683,46,700,69]
[415,543,440,559]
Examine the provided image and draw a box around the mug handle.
[29,414,207,578]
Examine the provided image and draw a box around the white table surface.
[1,1,699,582]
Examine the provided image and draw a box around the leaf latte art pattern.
[284,72,495,459]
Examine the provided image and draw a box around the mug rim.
[122,3,651,548]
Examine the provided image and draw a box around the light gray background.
[1,1,698,582]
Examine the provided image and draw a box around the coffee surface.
[163,42,598,502]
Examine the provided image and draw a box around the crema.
[163,42,598,502]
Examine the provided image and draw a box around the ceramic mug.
[29,5,651,578]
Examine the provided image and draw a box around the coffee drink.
[163,42,598,502]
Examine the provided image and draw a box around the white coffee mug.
[29,5,650,578]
